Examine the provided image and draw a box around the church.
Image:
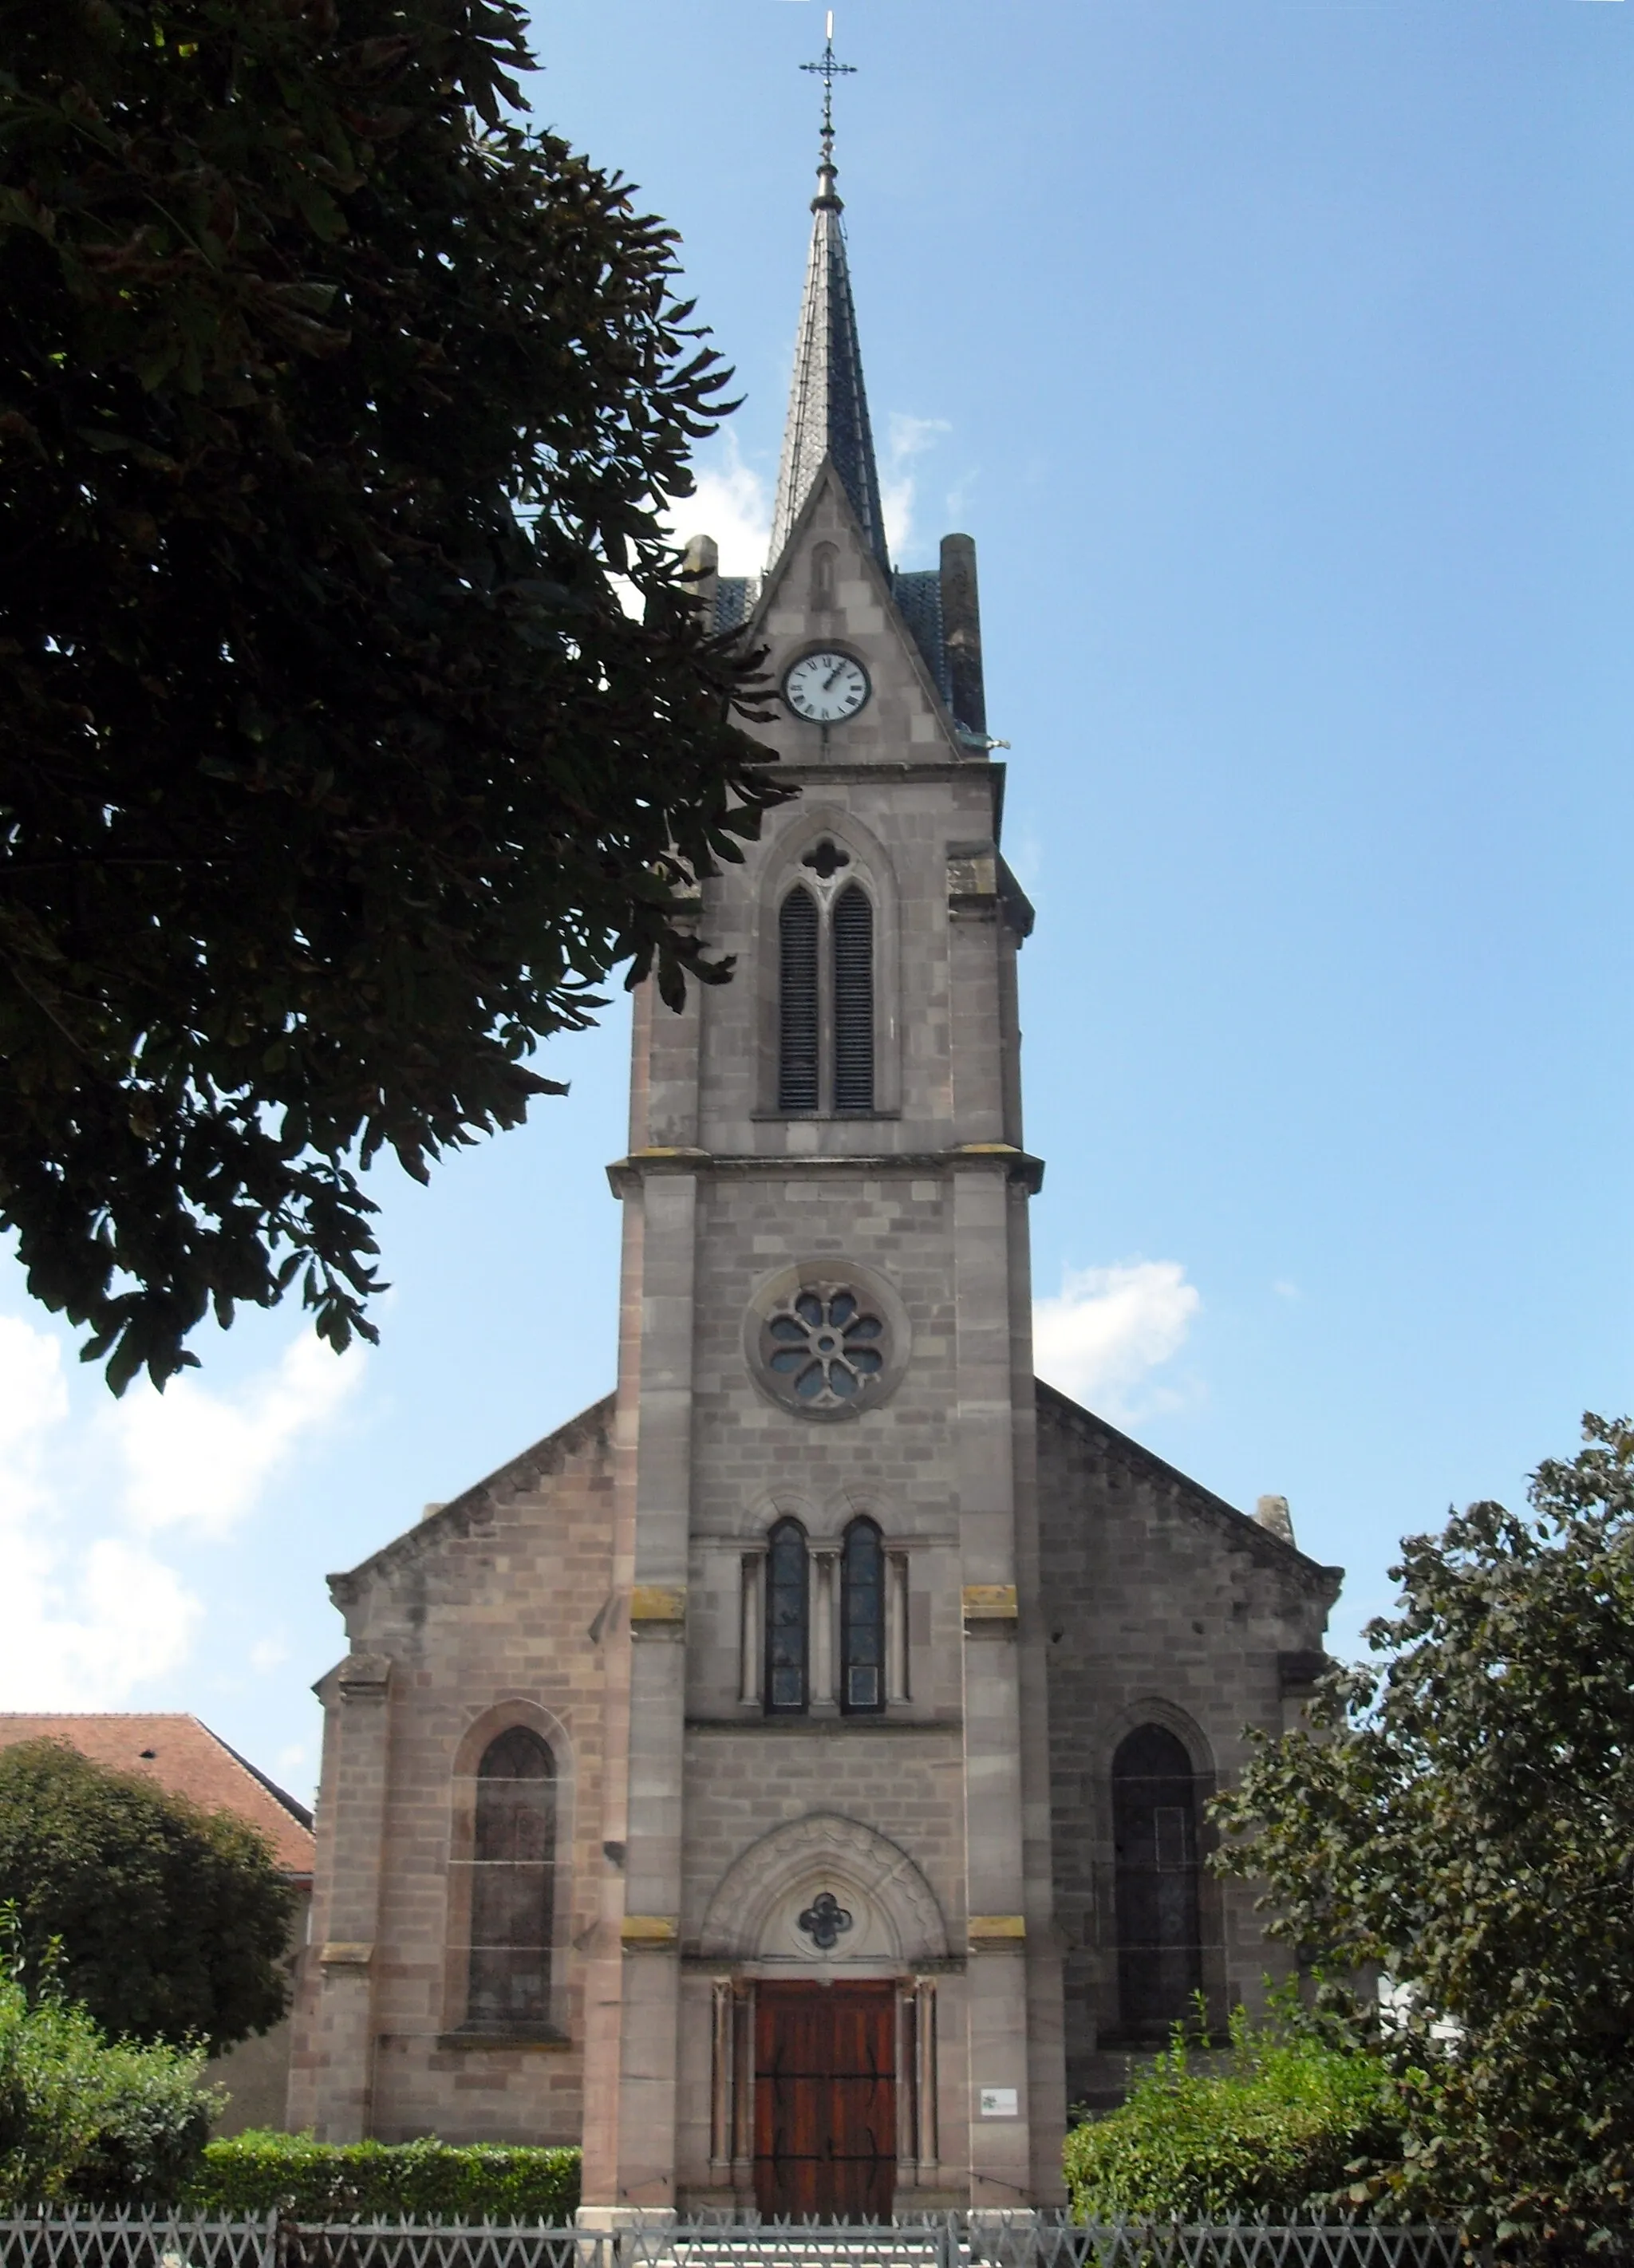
[287,57,1342,2222]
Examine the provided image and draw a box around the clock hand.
[823,661,847,691]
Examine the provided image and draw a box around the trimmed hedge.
[1064,1998,1403,2223]
[187,2133,581,2223]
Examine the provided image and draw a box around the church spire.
[767,15,889,574]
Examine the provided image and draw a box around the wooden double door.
[753,1982,896,2221]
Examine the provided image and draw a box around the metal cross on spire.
[768,5,886,570]
[800,10,856,160]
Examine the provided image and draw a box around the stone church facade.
[289,98,1340,2219]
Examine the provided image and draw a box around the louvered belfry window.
[831,884,875,1112]
[468,1727,555,2026]
[776,864,877,1114]
[778,886,819,1110]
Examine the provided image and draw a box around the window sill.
[436,2027,572,2051]
[750,1110,902,1123]
[687,1711,959,1733]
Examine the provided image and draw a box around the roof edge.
[206,1723,314,1833]
[1034,1375,1344,1596]
[329,1389,617,1603]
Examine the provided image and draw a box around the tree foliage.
[0,1739,295,2054]
[0,0,783,1390]
[1213,1414,1634,2250]
[1062,1994,1400,2225]
[0,1923,219,2205]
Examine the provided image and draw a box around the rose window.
[763,1288,886,1410]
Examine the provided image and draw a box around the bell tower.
[577,28,1064,2219]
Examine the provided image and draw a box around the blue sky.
[3,0,1632,1805]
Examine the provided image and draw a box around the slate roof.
[0,1713,315,1877]
[713,577,759,634]
[768,149,887,573]
[891,570,952,709]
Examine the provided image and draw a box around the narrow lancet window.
[831,882,874,1111]
[765,1519,810,1714]
[1112,1723,1202,2036]
[840,1517,886,1714]
[778,886,819,1111]
[468,1727,555,2027]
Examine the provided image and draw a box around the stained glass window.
[468,1727,555,2026]
[840,1517,886,1714]
[765,1518,810,1715]
[1112,1723,1202,2035]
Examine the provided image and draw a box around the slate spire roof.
[768,91,888,574]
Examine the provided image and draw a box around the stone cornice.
[606,1142,1044,1198]
[772,761,989,787]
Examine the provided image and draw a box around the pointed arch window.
[1112,1723,1202,2036]
[765,1519,810,1714]
[778,887,819,1111]
[775,866,875,1115]
[840,1517,886,1714]
[468,1727,555,2025]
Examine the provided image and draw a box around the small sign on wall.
[978,2086,1019,2118]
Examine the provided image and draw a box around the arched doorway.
[698,1815,948,2216]
[1111,1722,1203,2036]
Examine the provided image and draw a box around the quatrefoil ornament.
[797,1890,854,1951]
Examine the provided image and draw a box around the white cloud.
[0,1313,202,1708]
[661,412,958,579]
[666,432,772,577]
[880,412,952,562]
[0,1530,201,1710]
[115,1331,363,1539]
[0,1310,361,1710]
[0,1313,68,1521]
[251,1636,290,1674]
[1033,1259,1202,1423]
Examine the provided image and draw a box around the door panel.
[754,1982,896,2221]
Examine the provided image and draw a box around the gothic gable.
[1035,1379,1342,1600]
[327,1391,615,1620]
[752,462,972,768]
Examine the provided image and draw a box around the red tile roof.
[0,1714,314,1879]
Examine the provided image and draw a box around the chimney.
[1254,1494,1295,1546]
[941,533,986,738]
[682,533,720,629]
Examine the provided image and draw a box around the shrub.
[0,1958,218,2204]
[1063,1995,1403,2223]
[189,2132,582,2223]
[0,1739,294,2053]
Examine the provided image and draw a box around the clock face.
[783,649,871,724]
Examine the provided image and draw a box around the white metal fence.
[0,2212,1473,2268]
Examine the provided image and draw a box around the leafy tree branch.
[0,0,785,1389]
